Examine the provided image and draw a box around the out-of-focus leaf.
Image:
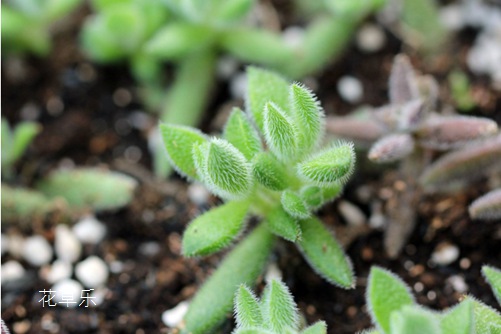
[388,54,419,105]
[368,133,415,163]
[469,189,501,220]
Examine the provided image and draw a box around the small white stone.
[162,301,190,327]
[187,183,210,206]
[55,225,81,263]
[109,261,124,274]
[440,4,465,31]
[337,76,363,103]
[431,242,459,266]
[1,261,25,282]
[8,234,25,258]
[216,56,239,80]
[447,275,468,293]
[229,72,247,100]
[73,215,107,244]
[46,260,72,284]
[338,200,366,226]
[283,26,305,49]
[1,234,9,255]
[52,279,83,308]
[23,235,53,266]
[356,23,386,53]
[265,262,283,282]
[75,256,109,288]
[90,287,107,307]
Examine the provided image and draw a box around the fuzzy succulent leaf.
[160,123,207,179]
[182,200,249,257]
[235,284,263,329]
[469,189,501,220]
[368,133,415,163]
[397,99,425,131]
[290,83,324,153]
[301,321,327,334]
[389,54,419,105]
[297,217,354,288]
[297,142,355,184]
[320,183,343,204]
[224,107,262,161]
[1,184,54,222]
[415,116,499,150]
[261,279,299,333]
[300,186,323,209]
[193,139,252,199]
[183,224,274,334]
[326,115,385,147]
[281,190,310,219]
[440,299,474,334]
[36,168,137,212]
[467,297,501,333]
[252,153,288,191]
[213,0,254,22]
[367,266,415,333]
[390,305,441,334]
[264,207,301,242]
[246,67,290,133]
[482,266,501,306]
[263,102,298,161]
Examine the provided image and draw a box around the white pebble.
[187,184,210,206]
[73,215,106,244]
[75,256,109,288]
[431,242,459,266]
[52,279,83,308]
[356,23,386,53]
[447,275,468,293]
[216,56,239,80]
[229,72,247,100]
[89,287,107,307]
[337,76,363,103]
[23,236,53,266]
[338,200,367,226]
[55,225,81,263]
[283,26,305,49]
[1,261,25,282]
[45,260,72,284]
[162,301,190,327]
[8,234,25,258]
[1,234,9,255]
[440,4,464,31]
[265,262,283,282]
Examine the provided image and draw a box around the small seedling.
[2,0,82,55]
[363,266,501,334]
[233,279,327,334]
[327,54,499,257]
[161,67,356,333]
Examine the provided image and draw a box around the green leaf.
[11,121,40,163]
[246,67,290,133]
[390,305,441,334]
[281,190,310,219]
[261,279,299,332]
[297,142,355,184]
[234,285,263,329]
[301,321,327,334]
[159,123,207,179]
[183,224,274,334]
[320,183,343,204]
[182,201,250,257]
[440,299,474,334]
[81,16,126,62]
[482,266,501,306]
[224,108,262,161]
[297,217,354,288]
[213,0,254,22]
[45,0,82,20]
[193,139,252,199]
[263,102,297,161]
[36,168,137,212]
[290,83,324,153]
[367,266,415,333]
[145,23,213,60]
[252,153,287,191]
[1,184,54,223]
[264,207,301,242]
[301,186,323,209]
[325,0,385,17]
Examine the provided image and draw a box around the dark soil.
[2,4,501,334]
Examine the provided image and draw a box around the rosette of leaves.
[363,266,501,334]
[161,67,356,333]
[327,54,499,258]
[233,279,327,334]
[2,0,82,56]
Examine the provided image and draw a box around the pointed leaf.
[184,224,274,334]
[301,321,327,334]
[397,99,426,131]
[297,217,354,288]
[193,139,253,199]
[297,142,355,184]
[224,107,262,161]
[389,54,419,105]
[234,285,263,329]
[182,201,250,257]
[214,0,254,22]
[263,102,297,161]
[440,299,474,334]
[390,305,441,334]
[467,297,501,334]
[160,123,207,179]
[320,183,343,205]
[290,83,324,152]
[469,189,501,220]
[252,153,288,191]
[11,121,40,164]
[301,186,323,209]
[261,279,299,332]
[325,115,385,147]
[368,134,415,163]
[367,266,415,333]
[246,67,290,133]
[265,207,301,242]
[1,184,54,223]
[281,190,310,219]
[482,266,501,306]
